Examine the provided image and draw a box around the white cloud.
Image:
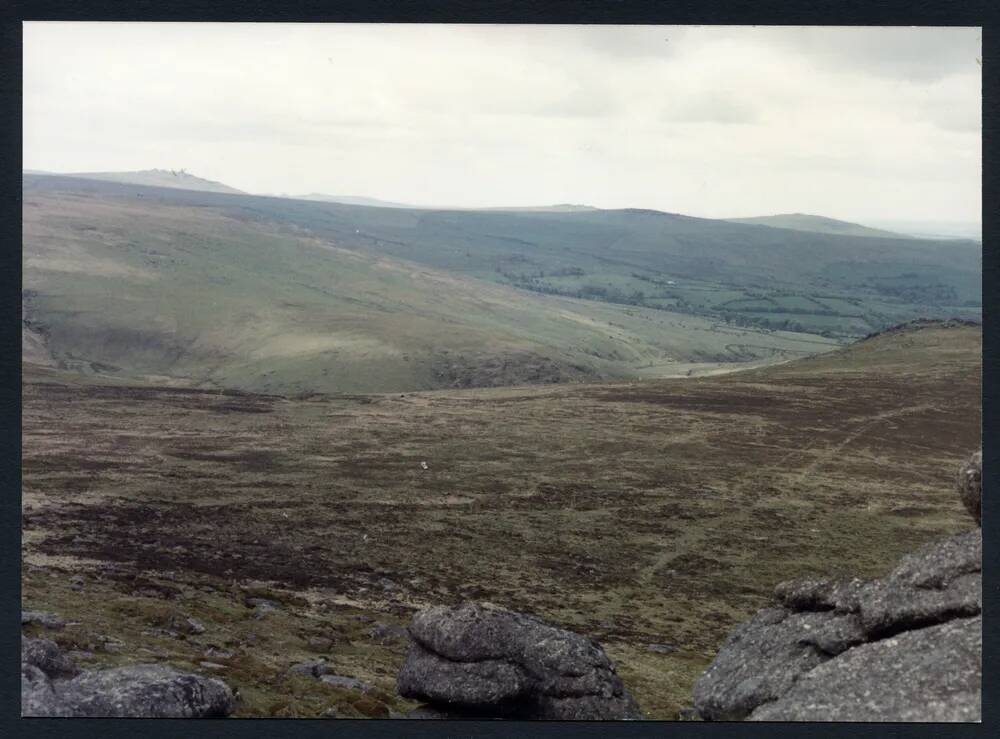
[23,23,981,224]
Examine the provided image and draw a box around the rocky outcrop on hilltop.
[21,635,236,717]
[397,602,641,719]
[692,449,982,722]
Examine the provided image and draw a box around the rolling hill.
[725,213,910,239]
[23,175,982,344]
[22,183,837,395]
[22,173,981,395]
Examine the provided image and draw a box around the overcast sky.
[23,23,981,225]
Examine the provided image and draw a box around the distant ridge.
[45,168,245,195]
[725,213,911,239]
[293,193,599,213]
[295,193,417,208]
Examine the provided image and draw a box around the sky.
[23,23,981,227]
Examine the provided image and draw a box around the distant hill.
[296,193,418,209]
[23,174,981,351]
[51,169,245,195]
[23,179,839,395]
[725,213,911,239]
[294,194,598,213]
[484,204,600,213]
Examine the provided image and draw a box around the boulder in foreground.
[692,450,982,722]
[397,601,641,720]
[21,637,236,718]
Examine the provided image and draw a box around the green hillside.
[24,175,982,343]
[725,213,910,239]
[22,187,837,394]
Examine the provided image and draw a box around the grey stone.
[773,577,866,613]
[22,610,66,630]
[22,637,81,679]
[319,674,372,692]
[691,608,863,721]
[289,659,328,678]
[398,602,641,720]
[398,644,530,706]
[957,449,981,525]
[857,530,981,638]
[52,664,236,718]
[647,643,677,654]
[750,616,982,722]
[693,528,982,722]
[21,638,236,718]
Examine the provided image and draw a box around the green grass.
[21,323,983,718]
[23,189,839,395]
[24,175,981,344]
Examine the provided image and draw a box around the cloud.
[22,23,981,225]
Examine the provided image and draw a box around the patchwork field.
[21,322,981,718]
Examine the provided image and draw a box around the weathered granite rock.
[22,638,81,679]
[21,610,66,630]
[691,608,865,721]
[693,530,981,721]
[397,602,641,719]
[693,449,983,722]
[957,449,982,525]
[21,637,236,717]
[857,530,982,638]
[750,616,982,722]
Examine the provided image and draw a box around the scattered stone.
[69,576,84,591]
[249,599,281,619]
[289,659,329,678]
[199,662,227,671]
[320,674,372,692]
[307,636,334,652]
[203,646,234,660]
[957,449,982,525]
[397,602,641,720]
[21,610,66,630]
[647,643,677,655]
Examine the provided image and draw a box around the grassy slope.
[24,175,982,341]
[725,213,910,239]
[22,322,982,718]
[22,189,838,395]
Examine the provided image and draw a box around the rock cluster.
[397,602,641,719]
[21,635,236,717]
[693,450,982,722]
